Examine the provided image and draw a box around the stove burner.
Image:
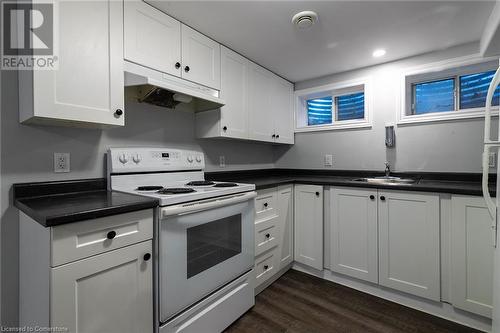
[213,182,239,188]
[157,188,196,194]
[136,186,164,191]
[186,180,215,186]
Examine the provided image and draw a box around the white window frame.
[295,77,372,132]
[399,54,499,125]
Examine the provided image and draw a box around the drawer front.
[255,216,278,256]
[254,248,278,288]
[255,188,277,221]
[51,209,154,267]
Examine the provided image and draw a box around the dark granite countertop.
[13,179,158,227]
[207,169,496,196]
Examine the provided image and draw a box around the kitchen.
[2,0,500,332]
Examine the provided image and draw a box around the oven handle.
[161,191,257,217]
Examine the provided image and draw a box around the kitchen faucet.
[384,162,391,177]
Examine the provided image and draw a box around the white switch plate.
[54,153,70,173]
[219,155,225,168]
[489,152,497,168]
[324,154,333,167]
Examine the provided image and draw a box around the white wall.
[0,69,274,326]
[274,42,498,173]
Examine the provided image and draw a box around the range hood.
[124,61,225,112]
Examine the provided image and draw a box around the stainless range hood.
[124,61,225,112]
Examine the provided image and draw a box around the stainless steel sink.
[351,176,416,185]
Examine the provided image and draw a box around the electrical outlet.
[54,153,70,173]
[489,152,497,168]
[324,154,333,167]
[219,155,225,168]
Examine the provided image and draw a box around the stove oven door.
[159,191,256,322]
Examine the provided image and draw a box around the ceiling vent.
[292,11,318,29]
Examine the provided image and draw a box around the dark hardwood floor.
[225,269,482,333]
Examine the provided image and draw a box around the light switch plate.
[324,154,333,167]
[54,153,70,173]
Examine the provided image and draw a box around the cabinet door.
[124,1,181,77]
[219,46,249,139]
[378,191,440,301]
[451,196,494,318]
[272,77,294,144]
[248,63,275,142]
[294,185,323,270]
[277,185,294,268]
[330,188,378,283]
[181,25,221,89]
[51,241,153,333]
[29,0,124,126]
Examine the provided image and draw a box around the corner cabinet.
[378,191,440,301]
[450,195,494,318]
[294,185,323,270]
[196,48,294,144]
[330,187,378,283]
[19,0,125,127]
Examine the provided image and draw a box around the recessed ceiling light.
[292,11,318,29]
[372,49,386,58]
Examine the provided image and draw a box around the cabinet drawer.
[254,248,278,288]
[51,209,154,267]
[255,189,277,221]
[255,216,278,256]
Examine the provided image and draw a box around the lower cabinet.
[378,191,440,301]
[294,184,324,270]
[254,185,294,290]
[51,241,153,332]
[330,187,378,283]
[451,195,494,318]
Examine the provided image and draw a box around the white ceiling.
[148,1,496,82]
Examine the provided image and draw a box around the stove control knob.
[119,153,128,164]
[132,154,141,164]
[187,156,194,163]
[196,156,202,163]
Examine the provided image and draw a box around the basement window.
[297,78,371,132]
[401,59,500,124]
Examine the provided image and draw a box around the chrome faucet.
[384,162,391,178]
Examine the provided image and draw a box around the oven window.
[187,214,242,278]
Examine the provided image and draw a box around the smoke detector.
[292,11,318,29]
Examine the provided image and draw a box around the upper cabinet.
[124,0,181,77]
[196,48,294,144]
[124,1,220,90]
[19,0,125,127]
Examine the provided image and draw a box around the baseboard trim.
[292,263,492,333]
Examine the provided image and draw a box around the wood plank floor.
[225,270,482,333]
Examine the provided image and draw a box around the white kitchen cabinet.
[248,63,275,142]
[19,0,124,127]
[181,25,221,90]
[195,47,249,139]
[271,77,294,144]
[451,195,494,318]
[277,185,294,268]
[378,191,440,301]
[294,185,323,270]
[330,187,378,283]
[51,241,153,333]
[248,62,294,144]
[124,0,181,77]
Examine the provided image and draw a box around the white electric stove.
[107,147,256,333]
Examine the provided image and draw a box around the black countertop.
[14,179,158,227]
[206,169,496,196]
